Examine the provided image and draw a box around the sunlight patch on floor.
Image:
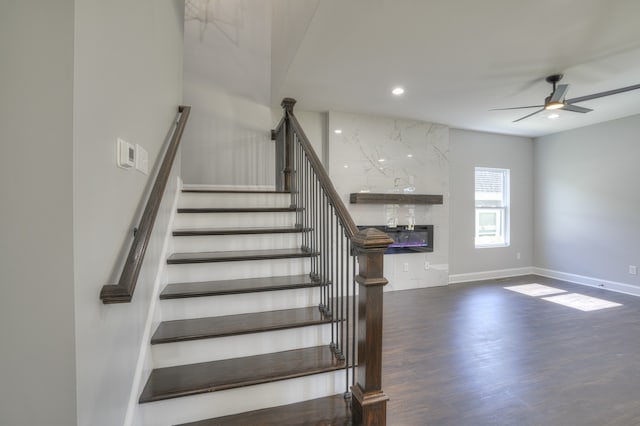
[503,283,567,297]
[541,293,622,312]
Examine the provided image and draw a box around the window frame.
[474,167,510,248]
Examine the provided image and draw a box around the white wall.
[181,0,274,186]
[73,1,184,425]
[290,110,327,165]
[328,111,450,289]
[0,3,77,425]
[270,0,320,101]
[449,129,534,278]
[534,115,640,287]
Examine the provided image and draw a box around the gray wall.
[0,2,77,425]
[534,114,640,287]
[449,129,534,277]
[73,1,184,425]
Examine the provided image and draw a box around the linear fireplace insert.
[357,225,434,254]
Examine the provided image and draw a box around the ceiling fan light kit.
[544,101,564,110]
[491,73,640,122]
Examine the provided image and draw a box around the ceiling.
[273,0,640,137]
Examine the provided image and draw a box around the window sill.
[475,243,510,249]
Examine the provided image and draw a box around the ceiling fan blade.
[566,83,640,104]
[513,108,545,122]
[562,104,593,113]
[490,105,544,111]
[549,84,569,103]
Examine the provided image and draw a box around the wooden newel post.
[350,228,393,425]
[281,98,296,192]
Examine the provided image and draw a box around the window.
[475,167,510,247]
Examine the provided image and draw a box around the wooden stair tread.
[182,189,289,194]
[173,226,310,236]
[139,346,344,403]
[177,394,352,425]
[167,248,317,264]
[177,207,299,213]
[151,307,331,344]
[160,275,322,299]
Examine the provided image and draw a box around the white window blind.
[475,167,510,247]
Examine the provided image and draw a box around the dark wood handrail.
[285,104,359,239]
[100,105,191,304]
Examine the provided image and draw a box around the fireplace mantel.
[349,193,443,205]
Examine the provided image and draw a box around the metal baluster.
[312,173,317,299]
[334,213,344,360]
[345,237,351,398]
[290,134,295,208]
[296,135,302,227]
[324,193,337,316]
[352,253,357,389]
[325,191,330,318]
[311,170,317,279]
[292,134,297,219]
[303,153,308,251]
[338,222,345,361]
[332,212,336,354]
[319,179,325,312]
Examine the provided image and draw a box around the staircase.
[138,188,352,425]
[103,101,390,424]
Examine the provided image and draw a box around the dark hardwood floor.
[177,275,640,425]
[384,275,640,426]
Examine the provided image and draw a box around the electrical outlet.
[403,263,409,272]
[516,252,521,260]
[424,261,430,270]
[629,265,637,275]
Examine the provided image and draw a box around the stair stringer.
[123,175,182,426]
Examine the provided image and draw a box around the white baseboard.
[448,267,534,284]
[448,266,640,298]
[182,183,277,191]
[532,267,640,297]
[124,175,182,426]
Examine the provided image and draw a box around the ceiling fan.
[492,74,640,122]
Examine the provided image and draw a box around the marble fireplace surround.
[328,111,450,290]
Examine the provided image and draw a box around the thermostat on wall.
[117,138,136,169]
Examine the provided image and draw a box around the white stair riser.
[139,369,350,426]
[172,233,302,253]
[174,212,298,229]
[167,258,310,283]
[179,192,292,209]
[159,287,321,321]
[151,323,332,368]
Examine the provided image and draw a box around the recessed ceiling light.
[392,87,405,96]
[334,129,343,134]
[378,158,385,162]
[343,164,349,168]
[548,113,560,119]
[407,154,413,158]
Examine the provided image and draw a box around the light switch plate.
[135,144,149,175]
[117,138,135,169]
